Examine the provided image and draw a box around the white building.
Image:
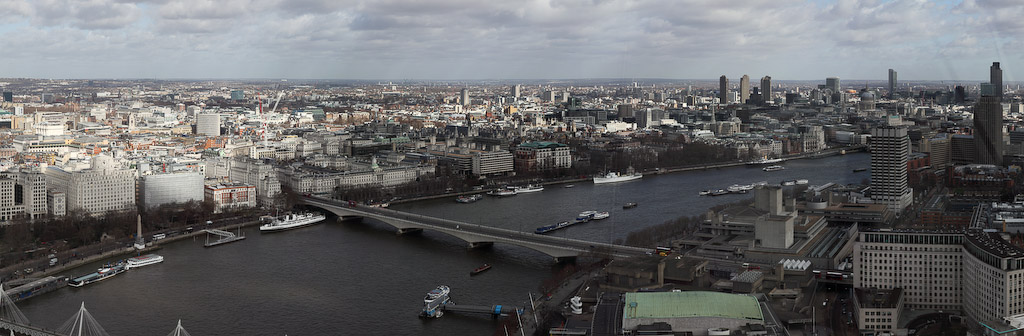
[141,172,204,208]
[870,127,912,214]
[44,155,136,216]
[196,113,221,136]
[471,151,513,176]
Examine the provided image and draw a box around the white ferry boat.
[514,184,544,193]
[763,165,785,172]
[746,157,784,165]
[260,212,326,232]
[125,254,164,270]
[421,285,451,318]
[795,179,809,185]
[577,211,598,221]
[593,172,642,184]
[591,211,610,220]
[487,188,518,197]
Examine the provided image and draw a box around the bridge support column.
[397,228,423,235]
[337,216,364,223]
[468,242,493,249]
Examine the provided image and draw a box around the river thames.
[16,153,871,335]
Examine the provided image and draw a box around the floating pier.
[203,229,246,247]
[440,304,522,317]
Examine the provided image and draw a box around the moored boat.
[514,184,544,193]
[593,172,642,184]
[125,254,163,270]
[853,168,867,172]
[763,165,785,172]
[260,212,326,232]
[487,188,518,197]
[68,263,127,288]
[535,221,576,234]
[795,179,809,185]
[420,285,451,318]
[577,211,598,221]
[710,189,730,196]
[456,194,483,203]
[591,211,610,220]
[782,180,796,186]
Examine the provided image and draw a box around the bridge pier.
[397,228,423,235]
[337,216,364,223]
[468,242,494,249]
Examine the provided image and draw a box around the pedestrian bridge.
[300,196,651,260]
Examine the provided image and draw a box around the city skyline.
[0,0,1023,81]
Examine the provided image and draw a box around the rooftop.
[623,291,763,321]
[517,141,566,149]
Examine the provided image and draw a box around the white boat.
[514,184,544,193]
[260,212,326,232]
[455,194,483,203]
[593,172,642,184]
[782,180,796,186]
[591,211,610,220]
[577,211,598,221]
[421,285,451,318]
[747,157,785,165]
[68,263,127,287]
[125,254,164,270]
[763,165,785,172]
[699,190,712,196]
[488,188,517,197]
[795,179,809,185]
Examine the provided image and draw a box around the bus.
[655,247,672,256]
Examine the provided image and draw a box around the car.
[822,299,828,306]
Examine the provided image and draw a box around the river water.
[15,153,871,335]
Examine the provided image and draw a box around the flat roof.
[624,291,764,321]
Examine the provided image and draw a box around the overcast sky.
[0,0,1021,81]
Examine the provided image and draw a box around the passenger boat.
[591,211,610,220]
[763,165,785,172]
[68,263,127,287]
[593,172,642,184]
[470,264,492,276]
[699,190,712,196]
[577,211,598,221]
[746,157,785,165]
[535,221,575,234]
[782,180,796,186]
[710,189,730,196]
[260,212,326,232]
[455,194,483,203]
[795,179,809,185]
[489,188,520,196]
[514,184,544,193]
[420,285,451,318]
[125,254,163,270]
[623,202,638,209]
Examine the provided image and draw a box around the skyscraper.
[954,86,966,104]
[512,84,521,99]
[888,69,897,98]
[2,92,11,103]
[461,88,470,106]
[825,77,840,93]
[991,62,1003,100]
[975,83,1004,165]
[870,126,912,214]
[760,76,772,104]
[739,75,750,104]
[719,75,728,105]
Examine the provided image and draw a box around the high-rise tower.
[739,75,750,104]
[825,77,840,93]
[870,126,912,214]
[461,88,470,106]
[719,75,728,105]
[888,69,897,98]
[760,76,772,104]
[975,83,1004,165]
[991,62,1003,100]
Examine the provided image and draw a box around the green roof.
[518,141,566,149]
[624,291,764,321]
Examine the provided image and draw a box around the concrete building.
[47,190,65,217]
[888,69,897,98]
[228,158,280,207]
[204,182,256,213]
[44,155,136,216]
[471,151,514,176]
[927,133,951,173]
[870,127,912,214]
[279,157,435,195]
[0,167,50,222]
[761,76,772,104]
[719,75,728,105]
[826,77,841,93]
[975,85,1004,165]
[140,172,204,208]
[853,288,903,334]
[514,142,571,172]
[739,75,750,104]
[992,61,1003,100]
[460,88,470,106]
[196,113,221,136]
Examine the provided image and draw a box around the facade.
[761,76,772,104]
[975,91,1004,165]
[927,133,951,173]
[739,75,750,104]
[826,77,841,93]
[141,172,204,208]
[228,158,280,207]
[460,88,470,106]
[471,151,513,176]
[870,127,912,214]
[853,288,903,334]
[204,183,256,213]
[0,167,50,222]
[514,142,571,172]
[279,158,435,195]
[992,61,1003,99]
[888,69,897,98]
[962,230,1024,323]
[47,190,65,217]
[196,113,220,136]
[719,75,728,104]
[44,155,136,216]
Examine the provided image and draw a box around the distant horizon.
[0,77,1014,85]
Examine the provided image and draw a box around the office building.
[460,88,470,106]
[853,288,903,334]
[140,172,204,209]
[975,83,1004,165]
[471,151,514,176]
[2,92,11,103]
[0,168,48,222]
[870,127,912,214]
[230,89,244,101]
[228,158,281,207]
[196,114,221,136]
[719,75,728,105]
[44,155,136,216]
[992,62,1003,100]
[826,77,841,93]
[739,75,750,104]
[927,133,951,173]
[888,69,897,98]
[514,142,571,172]
[954,86,966,104]
[512,84,521,99]
[204,182,256,213]
[542,90,556,102]
[760,76,772,104]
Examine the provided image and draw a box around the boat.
[68,263,127,287]
[470,264,492,276]
[260,212,326,232]
[420,285,451,318]
[577,211,598,221]
[535,221,576,234]
[746,157,785,165]
[564,184,575,188]
[487,188,517,197]
[514,184,544,193]
[782,180,796,186]
[727,184,755,193]
[699,190,712,196]
[623,202,638,209]
[125,254,163,270]
[455,194,483,203]
[795,179,809,185]
[763,165,785,172]
[853,168,867,172]
[591,211,610,220]
[710,189,730,196]
[593,172,642,184]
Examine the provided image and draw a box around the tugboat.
[470,264,492,276]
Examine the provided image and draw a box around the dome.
[860,91,875,100]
